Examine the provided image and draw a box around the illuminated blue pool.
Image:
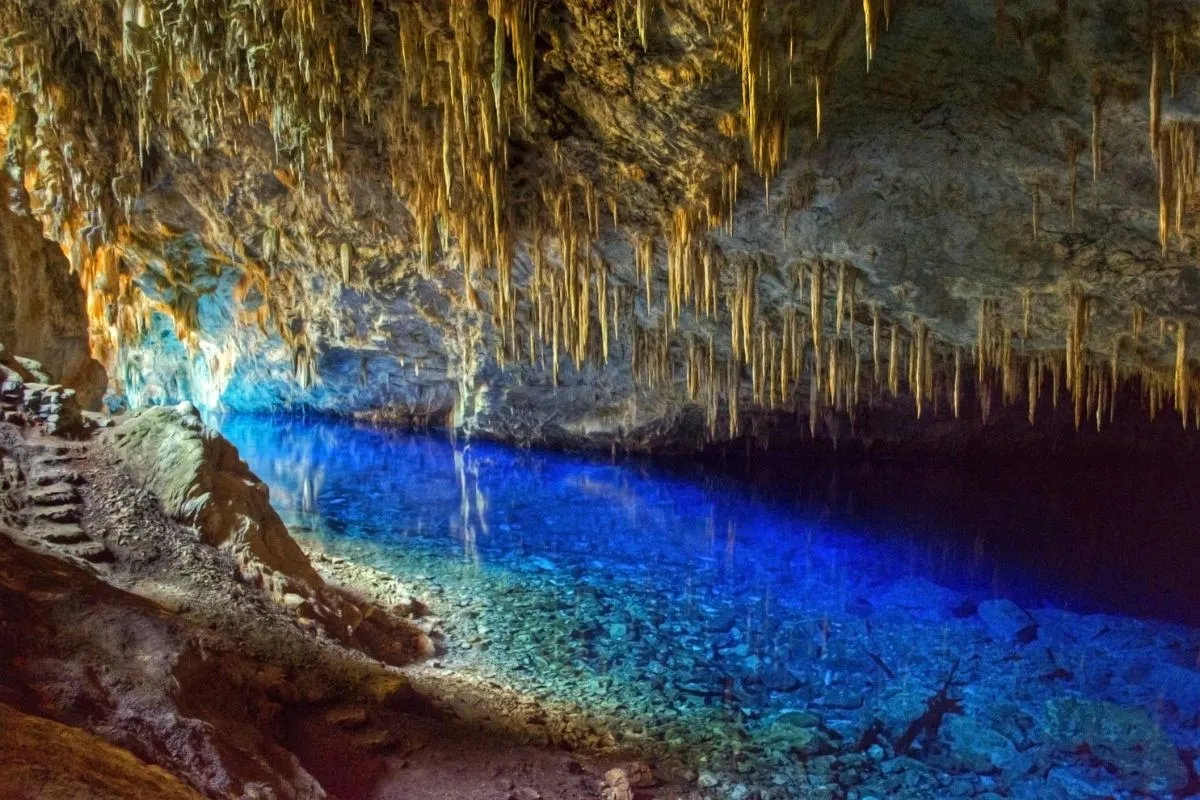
[221,415,1200,800]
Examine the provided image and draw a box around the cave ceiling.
[2,0,1200,443]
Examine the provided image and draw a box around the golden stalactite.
[1156,121,1199,255]
[738,0,784,181]
[913,321,928,418]
[1062,128,1086,229]
[953,347,962,420]
[1030,182,1040,242]
[1150,35,1162,163]
[1065,290,1090,430]
[835,261,847,337]
[1175,321,1189,427]
[871,304,881,384]
[809,261,825,365]
[1022,290,1033,340]
[887,322,900,397]
[863,0,877,72]
[1090,71,1106,182]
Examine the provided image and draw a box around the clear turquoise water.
[220,415,1200,799]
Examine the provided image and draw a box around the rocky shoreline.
[0,355,685,800]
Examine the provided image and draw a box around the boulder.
[1042,698,1187,794]
[107,404,322,588]
[941,715,1020,775]
[760,715,837,757]
[106,404,432,665]
[877,577,966,620]
[976,599,1038,645]
[1144,662,1200,723]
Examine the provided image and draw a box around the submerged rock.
[940,715,1021,775]
[977,599,1038,645]
[876,578,965,620]
[1042,697,1188,794]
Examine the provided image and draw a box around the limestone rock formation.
[107,403,323,586]
[3,1,1200,449]
[0,190,107,410]
[105,403,434,663]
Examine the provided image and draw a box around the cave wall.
[0,177,105,408]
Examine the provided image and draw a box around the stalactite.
[598,268,609,365]
[888,323,899,397]
[810,261,825,365]
[953,348,962,420]
[1150,36,1162,163]
[871,304,881,384]
[835,262,846,337]
[1090,73,1105,182]
[1031,183,1040,242]
[1027,357,1038,424]
[863,0,876,72]
[914,322,927,418]
[1066,291,1090,430]
[1064,131,1083,229]
[1176,321,1189,427]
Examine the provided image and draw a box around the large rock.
[1144,663,1200,724]
[876,577,966,620]
[976,599,1038,645]
[107,404,322,589]
[941,715,1021,775]
[1042,698,1187,795]
[0,197,106,410]
[105,404,432,665]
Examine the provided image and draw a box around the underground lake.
[221,414,1200,800]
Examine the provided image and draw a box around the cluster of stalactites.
[0,0,896,399]
[1141,19,1200,255]
[543,253,1200,443]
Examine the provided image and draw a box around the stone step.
[31,470,84,487]
[30,454,84,470]
[27,505,81,525]
[26,483,80,506]
[36,523,90,545]
[45,444,87,455]
[62,541,113,564]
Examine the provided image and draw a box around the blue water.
[221,415,1200,799]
